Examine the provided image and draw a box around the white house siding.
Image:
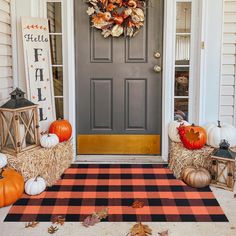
[220,0,236,125]
[0,0,13,105]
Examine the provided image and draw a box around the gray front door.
[75,0,163,155]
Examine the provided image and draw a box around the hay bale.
[169,142,214,179]
[6,141,73,186]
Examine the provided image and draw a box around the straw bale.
[6,141,73,186]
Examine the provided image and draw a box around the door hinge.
[201,41,205,49]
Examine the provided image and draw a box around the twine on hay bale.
[169,141,214,179]
[6,141,73,186]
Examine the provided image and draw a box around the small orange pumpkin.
[0,168,24,208]
[182,166,211,188]
[49,119,72,143]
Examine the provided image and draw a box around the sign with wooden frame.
[210,155,235,191]
[21,17,56,133]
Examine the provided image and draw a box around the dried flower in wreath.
[48,225,59,234]
[25,221,39,228]
[86,0,148,38]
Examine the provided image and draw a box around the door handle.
[154,52,161,59]
[154,65,162,73]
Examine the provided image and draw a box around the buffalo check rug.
[5,164,228,222]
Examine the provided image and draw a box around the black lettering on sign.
[39,107,47,121]
[34,48,43,62]
[37,88,46,102]
[35,68,44,82]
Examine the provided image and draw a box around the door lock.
[154,52,161,59]
[154,65,162,73]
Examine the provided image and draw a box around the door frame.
[13,0,224,161]
[57,0,202,161]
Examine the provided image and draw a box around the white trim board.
[11,0,224,161]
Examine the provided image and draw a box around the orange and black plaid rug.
[5,164,228,222]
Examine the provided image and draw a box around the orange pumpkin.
[49,119,72,142]
[0,168,24,208]
[178,124,207,150]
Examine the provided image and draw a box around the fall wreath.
[86,0,147,38]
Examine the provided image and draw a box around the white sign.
[21,17,56,132]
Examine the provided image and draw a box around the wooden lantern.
[0,88,40,156]
[210,140,236,191]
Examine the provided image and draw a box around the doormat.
[5,164,228,222]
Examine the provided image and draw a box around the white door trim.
[11,0,224,161]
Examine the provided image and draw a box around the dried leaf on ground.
[52,216,65,226]
[130,222,152,236]
[25,222,39,228]
[48,225,59,234]
[93,207,109,220]
[82,214,100,227]
[132,200,145,208]
[158,230,169,236]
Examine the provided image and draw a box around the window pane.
[175,35,190,63]
[176,3,191,33]
[47,2,62,33]
[55,97,64,119]
[50,35,63,65]
[175,98,189,121]
[175,67,189,96]
[53,67,63,96]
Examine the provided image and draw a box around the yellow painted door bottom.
[77,134,160,155]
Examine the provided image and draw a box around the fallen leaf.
[158,230,169,236]
[25,221,39,228]
[132,200,145,208]
[130,222,152,236]
[48,225,59,234]
[82,214,100,227]
[52,216,65,226]
[94,207,109,220]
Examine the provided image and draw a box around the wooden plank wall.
[0,0,13,105]
[220,0,236,125]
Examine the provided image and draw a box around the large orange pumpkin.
[0,168,24,208]
[178,124,207,150]
[49,119,72,142]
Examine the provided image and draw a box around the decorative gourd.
[168,118,190,142]
[40,133,59,148]
[49,119,72,143]
[178,124,207,150]
[182,166,211,188]
[25,176,46,196]
[205,121,236,148]
[0,153,7,169]
[0,168,24,207]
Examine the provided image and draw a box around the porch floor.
[0,159,235,236]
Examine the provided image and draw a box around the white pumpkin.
[205,121,236,148]
[0,153,7,169]
[25,177,46,196]
[168,118,190,142]
[40,133,59,148]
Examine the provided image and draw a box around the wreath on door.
[86,0,147,38]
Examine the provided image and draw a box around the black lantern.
[210,140,236,191]
[0,88,40,156]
